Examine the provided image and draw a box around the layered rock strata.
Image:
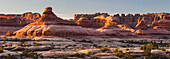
[13,7,103,37]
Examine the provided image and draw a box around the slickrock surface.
[12,46,53,51]
[40,51,77,58]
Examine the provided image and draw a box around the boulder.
[151,50,166,55]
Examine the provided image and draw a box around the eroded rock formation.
[0,12,41,35]
[74,12,170,37]
[13,7,103,37]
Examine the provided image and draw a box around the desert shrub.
[140,43,158,55]
[22,49,29,56]
[90,56,99,59]
[160,47,166,51]
[101,46,109,52]
[42,39,49,41]
[21,49,38,58]
[113,48,118,53]
[33,43,42,46]
[14,38,19,41]
[6,54,12,59]
[88,51,93,55]
[144,48,151,55]
[75,53,83,57]
[132,46,135,48]
[125,48,129,51]
[125,51,133,59]
[159,36,169,39]
[105,50,109,53]
[63,56,68,59]
[140,43,158,50]
[0,47,4,53]
[6,39,8,41]
[146,55,151,59]
[116,50,123,57]
[21,39,31,42]
[6,54,17,59]
[40,55,44,59]
[93,44,98,48]
[33,53,38,59]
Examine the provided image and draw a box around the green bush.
[116,50,123,57]
[140,43,158,50]
[101,46,109,52]
[113,48,118,53]
[75,53,83,57]
[33,43,42,46]
[144,48,151,55]
[125,51,133,59]
[63,56,68,59]
[22,49,29,55]
[160,47,166,51]
[0,47,4,53]
[88,51,93,55]
[140,43,158,55]
[33,53,38,59]
[90,56,99,59]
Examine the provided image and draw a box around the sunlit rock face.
[135,17,149,29]
[75,13,136,36]
[0,12,41,35]
[0,12,41,26]
[20,12,41,24]
[13,7,103,37]
[76,13,110,28]
[95,15,136,36]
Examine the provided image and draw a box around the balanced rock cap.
[44,7,52,12]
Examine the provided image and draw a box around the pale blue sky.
[0,0,170,19]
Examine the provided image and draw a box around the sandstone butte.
[13,7,103,37]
